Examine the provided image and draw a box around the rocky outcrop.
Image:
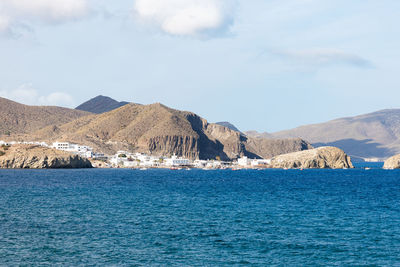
[0,145,92,169]
[269,146,354,169]
[383,154,400,169]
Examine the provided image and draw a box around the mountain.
[215,122,241,132]
[75,95,130,114]
[244,137,313,159]
[0,97,90,137]
[270,109,400,159]
[25,102,311,160]
[245,131,273,139]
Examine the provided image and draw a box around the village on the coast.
[0,140,271,169]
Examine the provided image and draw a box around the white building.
[238,156,251,167]
[52,141,94,158]
[193,160,207,168]
[123,160,139,168]
[52,142,70,151]
[92,153,108,160]
[110,156,125,166]
[165,155,190,167]
[251,159,271,167]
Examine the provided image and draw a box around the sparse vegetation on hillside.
[0,97,91,136]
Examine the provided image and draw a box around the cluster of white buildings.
[1,140,273,169]
[237,156,271,167]
[108,153,270,169]
[0,140,106,160]
[51,142,106,160]
[110,152,191,168]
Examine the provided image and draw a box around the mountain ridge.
[75,95,130,114]
[0,97,91,137]
[267,109,400,159]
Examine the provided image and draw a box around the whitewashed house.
[251,159,271,167]
[52,142,70,151]
[238,156,251,167]
[165,155,190,167]
[123,160,139,168]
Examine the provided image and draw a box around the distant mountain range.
[75,95,130,114]
[0,96,311,160]
[247,109,400,160]
[4,95,399,160]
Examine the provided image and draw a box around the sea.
[1,164,400,266]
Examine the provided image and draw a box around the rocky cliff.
[0,145,92,169]
[383,155,400,169]
[269,146,354,169]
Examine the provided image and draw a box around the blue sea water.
[0,168,400,266]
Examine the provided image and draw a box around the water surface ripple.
[0,169,399,265]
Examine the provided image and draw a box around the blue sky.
[0,0,399,132]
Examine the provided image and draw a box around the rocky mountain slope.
[269,146,354,169]
[261,109,400,160]
[76,95,130,114]
[0,145,92,169]
[245,138,313,159]
[215,122,241,132]
[245,131,273,139]
[24,102,311,160]
[0,97,90,137]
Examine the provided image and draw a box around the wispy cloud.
[0,84,74,107]
[275,48,373,68]
[133,0,235,38]
[0,0,89,32]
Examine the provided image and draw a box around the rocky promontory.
[383,154,400,169]
[0,145,92,169]
[269,146,354,169]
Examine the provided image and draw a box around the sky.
[0,0,399,132]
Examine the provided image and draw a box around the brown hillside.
[245,138,313,159]
[0,97,91,137]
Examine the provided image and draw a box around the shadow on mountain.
[313,138,394,159]
[185,113,230,161]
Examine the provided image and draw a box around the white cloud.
[0,15,10,32]
[0,84,74,107]
[38,92,74,106]
[276,49,372,68]
[0,0,89,32]
[133,0,234,37]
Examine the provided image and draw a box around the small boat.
[140,168,148,170]
[365,167,371,170]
